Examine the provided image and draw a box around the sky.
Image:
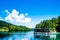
[0,0,60,28]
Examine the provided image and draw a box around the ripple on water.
[0,31,60,40]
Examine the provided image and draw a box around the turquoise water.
[0,31,60,40]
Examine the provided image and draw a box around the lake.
[0,31,60,40]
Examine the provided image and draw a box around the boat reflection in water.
[34,28,56,40]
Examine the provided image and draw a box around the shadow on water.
[56,33,60,40]
[0,31,31,40]
[34,34,50,40]
[34,32,60,40]
[34,31,60,40]
[34,35,55,40]
[0,31,27,38]
[0,32,10,38]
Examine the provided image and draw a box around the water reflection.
[0,31,60,40]
[34,34,56,40]
[0,31,34,40]
[56,33,60,40]
[34,32,60,40]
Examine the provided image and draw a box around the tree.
[35,17,59,31]
[56,16,60,32]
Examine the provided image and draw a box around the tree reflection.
[56,34,60,40]
[34,32,56,40]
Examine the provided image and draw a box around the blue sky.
[0,0,60,28]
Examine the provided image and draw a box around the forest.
[35,16,60,32]
[0,20,32,32]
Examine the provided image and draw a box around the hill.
[0,20,31,32]
[35,16,60,32]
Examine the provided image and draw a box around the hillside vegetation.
[35,16,60,31]
[0,20,31,32]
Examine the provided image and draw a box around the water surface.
[0,31,60,40]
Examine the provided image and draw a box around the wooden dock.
[34,28,56,37]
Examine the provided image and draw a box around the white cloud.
[0,17,4,20]
[5,9,33,28]
[19,14,25,20]
[5,10,10,14]
[25,18,31,23]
